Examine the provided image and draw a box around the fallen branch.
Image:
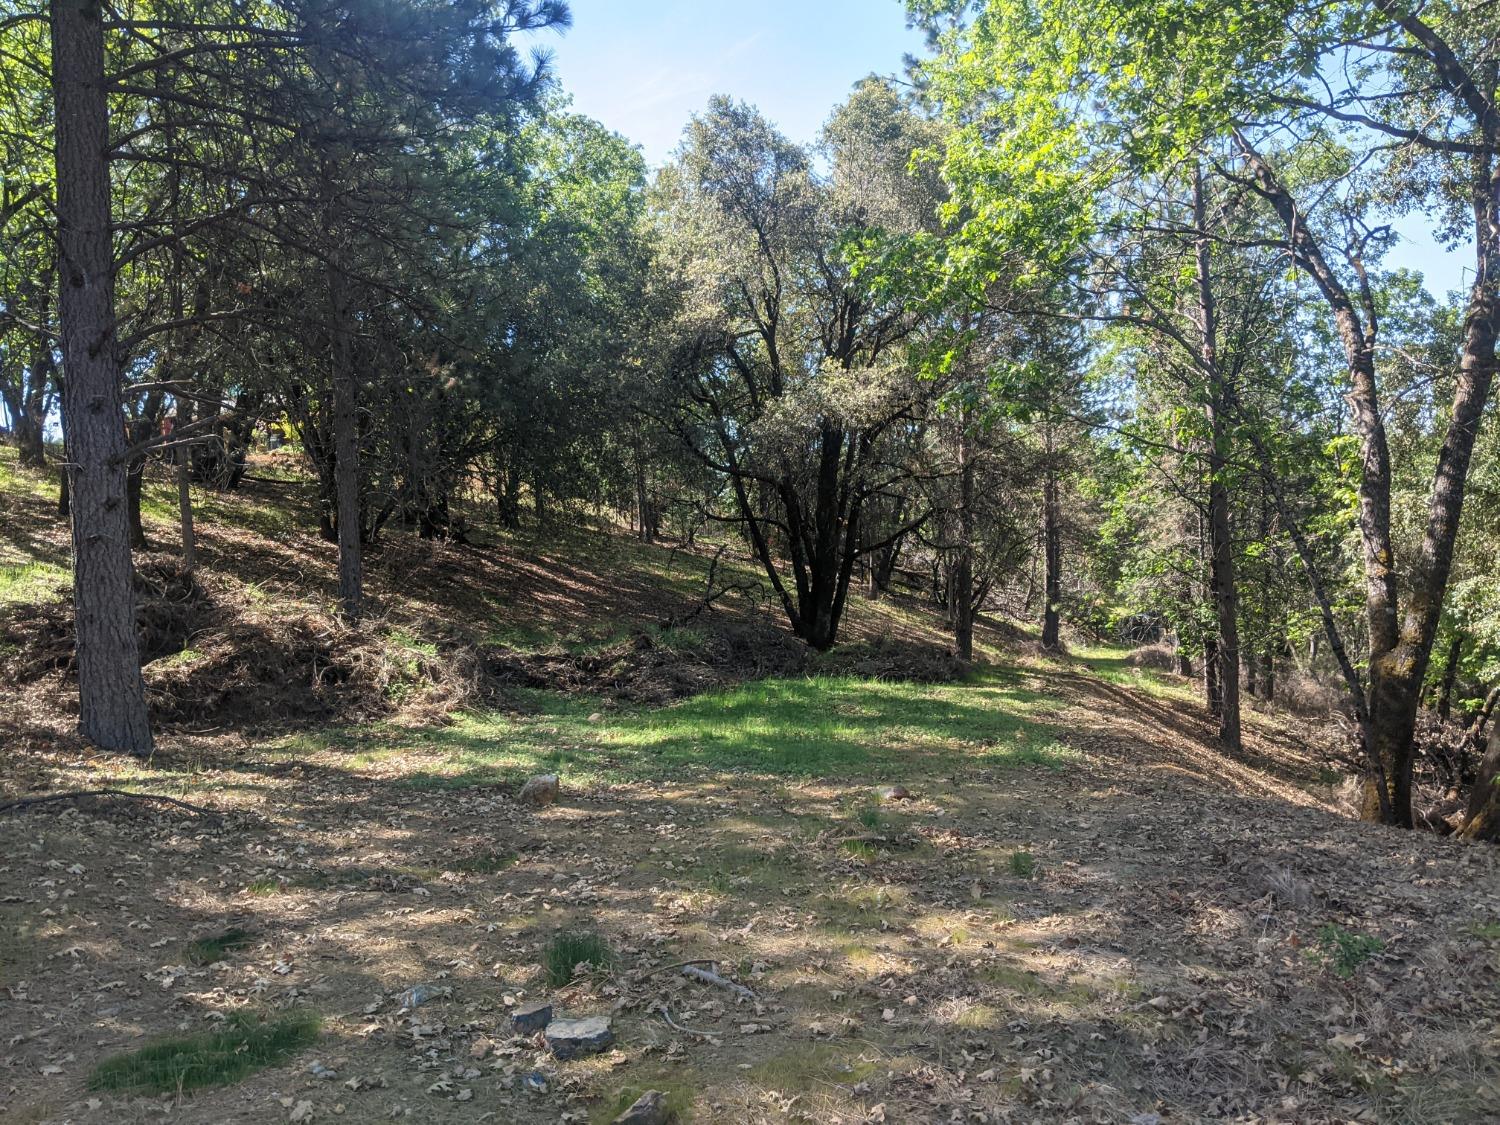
[681,963,758,1002]
[629,957,721,984]
[0,789,222,821]
[660,1004,717,1039]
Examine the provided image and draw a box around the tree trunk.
[327,264,362,620]
[1194,164,1241,756]
[1435,633,1463,720]
[1361,150,1499,826]
[1173,639,1192,677]
[634,451,653,543]
[125,452,148,550]
[1040,436,1062,651]
[1460,723,1500,842]
[954,424,975,661]
[1469,685,1500,743]
[1204,634,1221,716]
[175,399,197,570]
[14,410,46,468]
[497,458,521,530]
[50,0,152,755]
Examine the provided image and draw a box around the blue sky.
[543,0,1469,300]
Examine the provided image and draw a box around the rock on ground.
[614,1089,669,1124]
[512,999,553,1034]
[518,774,560,807]
[545,1015,614,1060]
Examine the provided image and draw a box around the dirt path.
[3,668,1499,1124]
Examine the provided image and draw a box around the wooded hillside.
[2,1,1500,1122]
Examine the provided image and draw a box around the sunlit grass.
[1059,642,1201,704]
[329,669,1075,789]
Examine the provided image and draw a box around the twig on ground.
[629,957,721,984]
[681,963,758,1002]
[0,789,222,821]
[660,1004,717,1039]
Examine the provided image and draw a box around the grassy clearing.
[334,669,1072,790]
[88,1012,320,1095]
[1063,642,1200,703]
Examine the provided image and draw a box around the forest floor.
[2,447,1500,1124]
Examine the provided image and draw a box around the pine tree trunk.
[15,413,46,468]
[327,264,362,620]
[176,399,197,570]
[50,0,152,755]
[125,452,148,550]
[1040,447,1062,651]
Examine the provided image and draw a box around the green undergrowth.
[88,1011,320,1095]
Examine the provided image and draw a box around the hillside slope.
[2,450,1499,1124]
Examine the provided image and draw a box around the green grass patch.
[1064,643,1200,704]
[0,561,70,605]
[184,928,254,966]
[1313,924,1384,977]
[88,1011,320,1095]
[542,930,614,987]
[1008,850,1038,879]
[592,1079,696,1124]
[448,851,518,875]
[748,1043,878,1092]
[380,670,1069,789]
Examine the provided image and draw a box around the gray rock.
[518,774,560,808]
[512,999,553,1034]
[397,983,447,1008]
[523,1070,549,1093]
[614,1090,669,1124]
[545,1015,614,1060]
[876,785,912,802]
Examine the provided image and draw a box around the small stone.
[876,785,912,802]
[512,999,553,1034]
[397,984,445,1009]
[518,774,560,808]
[614,1089,669,1124]
[587,712,604,723]
[545,1015,614,1060]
